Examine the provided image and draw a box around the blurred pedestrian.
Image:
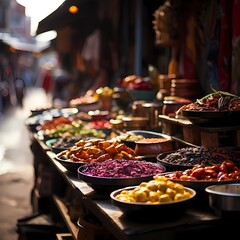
[36,62,53,100]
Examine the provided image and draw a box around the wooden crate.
[159,115,240,149]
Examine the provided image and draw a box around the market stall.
[21,88,240,239]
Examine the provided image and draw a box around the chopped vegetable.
[81,159,165,178]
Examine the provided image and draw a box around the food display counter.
[28,131,240,240]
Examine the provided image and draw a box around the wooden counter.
[30,134,240,240]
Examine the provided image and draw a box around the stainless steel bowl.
[205,184,240,211]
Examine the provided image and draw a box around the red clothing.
[42,71,52,92]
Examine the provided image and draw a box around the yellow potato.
[156,180,167,192]
[146,181,158,191]
[159,194,172,203]
[174,193,186,201]
[148,191,159,202]
[173,183,185,193]
[153,175,167,182]
[166,180,175,189]
[115,175,192,205]
[166,188,177,200]
[134,190,148,202]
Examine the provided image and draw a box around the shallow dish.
[156,147,239,170]
[43,107,78,118]
[45,138,57,150]
[181,110,240,126]
[110,186,196,216]
[127,130,171,138]
[119,130,172,151]
[78,169,156,192]
[61,107,78,116]
[77,160,166,192]
[55,153,86,172]
[156,151,191,171]
[205,183,240,212]
[161,172,240,191]
[45,138,69,154]
[30,106,52,116]
[48,136,88,154]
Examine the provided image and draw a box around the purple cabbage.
[81,159,164,178]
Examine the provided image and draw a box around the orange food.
[164,161,240,181]
[40,116,72,130]
[58,139,139,163]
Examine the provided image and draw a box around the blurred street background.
[0,87,50,240]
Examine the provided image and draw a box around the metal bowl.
[118,130,170,150]
[205,184,240,212]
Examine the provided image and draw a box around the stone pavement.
[0,88,51,240]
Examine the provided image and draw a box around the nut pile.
[160,147,238,167]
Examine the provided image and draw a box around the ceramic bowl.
[134,136,173,156]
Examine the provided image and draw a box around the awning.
[0,32,50,52]
[36,0,99,36]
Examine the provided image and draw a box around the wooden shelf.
[53,195,78,240]
[159,115,240,148]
